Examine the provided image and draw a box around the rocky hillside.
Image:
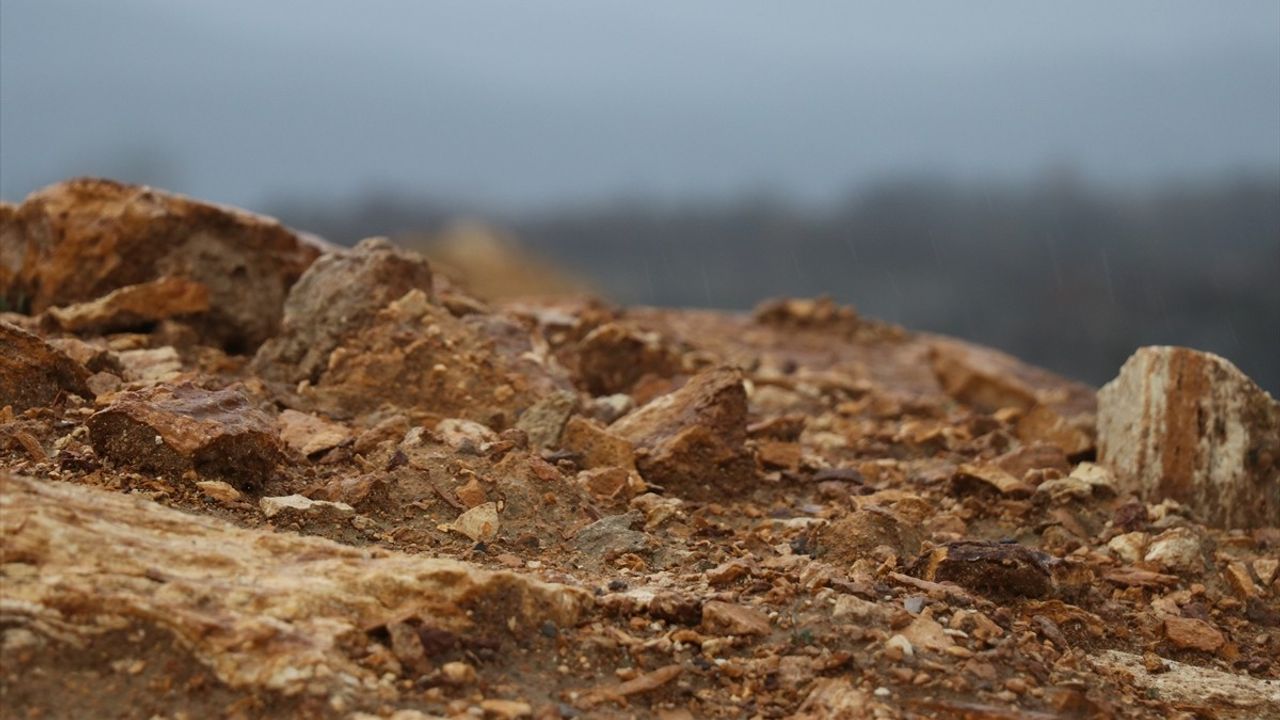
[2,179,1277,719]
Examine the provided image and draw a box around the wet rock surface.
[2,182,1277,719]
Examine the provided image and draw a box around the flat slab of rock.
[87,383,282,488]
[259,494,355,523]
[45,277,209,334]
[610,366,753,498]
[0,473,591,697]
[0,322,94,411]
[4,178,320,350]
[1098,346,1279,529]
[276,409,350,457]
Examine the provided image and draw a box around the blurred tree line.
[270,172,1280,392]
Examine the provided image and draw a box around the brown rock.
[7,178,320,350]
[1015,404,1094,457]
[993,442,1070,479]
[0,321,94,411]
[610,366,754,498]
[514,390,577,449]
[0,473,590,696]
[816,505,923,562]
[45,277,209,334]
[1098,346,1280,529]
[1163,616,1225,653]
[701,600,771,637]
[290,289,565,426]
[913,540,1055,599]
[87,383,282,489]
[560,416,636,470]
[576,322,683,395]
[276,409,350,457]
[928,338,1096,455]
[252,237,434,385]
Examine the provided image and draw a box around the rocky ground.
[2,178,1278,719]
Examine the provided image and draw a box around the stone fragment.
[884,634,914,660]
[576,664,683,710]
[576,466,638,501]
[560,416,636,470]
[252,237,433,385]
[1106,532,1149,564]
[1223,561,1258,599]
[514,390,577,449]
[87,383,282,489]
[993,442,1069,479]
[913,541,1055,599]
[259,494,355,523]
[45,277,209,334]
[1034,462,1117,505]
[1255,558,1279,587]
[6,178,320,350]
[436,418,498,452]
[0,321,94,411]
[815,506,923,562]
[1163,616,1225,653]
[900,612,954,652]
[196,480,242,504]
[1143,527,1204,574]
[701,600,771,637]
[276,409,350,457]
[284,288,564,426]
[609,367,754,498]
[454,476,488,508]
[1097,346,1280,529]
[0,474,590,696]
[115,346,183,384]
[447,502,500,542]
[953,463,1032,496]
[1015,404,1095,457]
[576,322,683,395]
[440,661,478,686]
[572,512,648,560]
[479,699,532,719]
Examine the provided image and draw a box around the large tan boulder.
[1098,346,1279,529]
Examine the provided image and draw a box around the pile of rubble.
[2,179,1277,719]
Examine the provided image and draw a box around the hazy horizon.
[4,1,1278,212]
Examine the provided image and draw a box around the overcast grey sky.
[3,1,1278,210]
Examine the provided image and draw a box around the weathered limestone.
[0,474,591,697]
[1098,346,1279,529]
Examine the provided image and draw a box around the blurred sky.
[3,1,1279,210]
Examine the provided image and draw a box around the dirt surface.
[2,179,1278,719]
